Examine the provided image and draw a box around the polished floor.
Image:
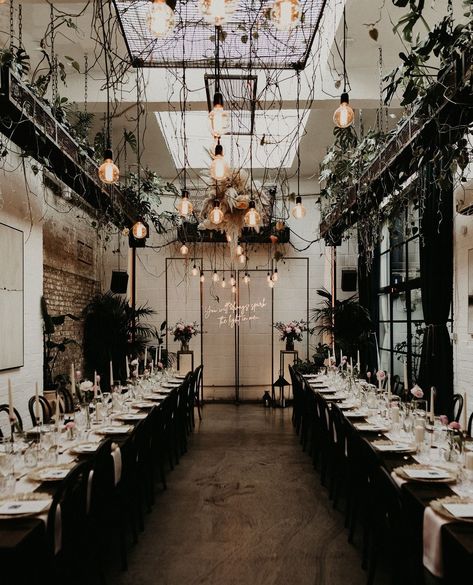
[111,404,368,585]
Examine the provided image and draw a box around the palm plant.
[82,292,157,388]
[311,288,373,358]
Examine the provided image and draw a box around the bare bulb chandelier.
[147,0,175,38]
[177,190,193,216]
[199,0,237,26]
[271,0,301,32]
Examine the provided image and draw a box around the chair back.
[468,411,473,438]
[453,393,464,422]
[28,395,53,426]
[0,404,23,437]
[57,387,75,414]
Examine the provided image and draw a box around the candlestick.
[154,347,158,367]
[339,348,343,366]
[158,345,162,362]
[7,379,14,421]
[350,357,353,373]
[55,391,60,425]
[144,347,148,369]
[70,362,75,396]
[403,360,408,391]
[357,349,360,368]
[35,382,41,422]
[110,360,114,387]
[94,371,98,398]
[430,387,435,423]
[387,374,391,401]
[125,356,130,380]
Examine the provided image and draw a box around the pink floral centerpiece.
[274,320,308,351]
[170,321,200,351]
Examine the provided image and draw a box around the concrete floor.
[110,404,368,585]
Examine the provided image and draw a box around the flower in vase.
[80,380,93,391]
[410,384,423,399]
[376,370,385,381]
[439,415,449,426]
[130,359,138,366]
[65,421,76,431]
[367,371,372,379]
[448,421,462,431]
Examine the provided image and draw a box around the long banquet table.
[0,378,188,585]
[303,374,473,583]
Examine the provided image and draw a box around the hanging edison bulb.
[210,140,229,181]
[146,0,175,38]
[272,268,279,282]
[209,92,230,137]
[268,279,275,288]
[239,253,246,264]
[132,220,147,239]
[180,243,189,255]
[212,270,220,283]
[98,149,120,184]
[221,277,226,288]
[230,274,236,286]
[209,199,224,225]
[226,233,232,243]
[192,264,198,276]
[236,244,243,256]
[199,0,236,26]
[333,92,355,128]
[266,271,271,283]
[177,190,193,216]
[271,0,300,31]
[243,272,250,284]
[244,200,261,228]
[292,195,306,219]
[231,284,237,294]
[200,271,205,283]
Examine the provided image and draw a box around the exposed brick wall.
[42,266,99,379]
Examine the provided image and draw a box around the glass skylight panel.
[155,109,309,170]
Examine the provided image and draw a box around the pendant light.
[99,26,119,184]
[192,264,198,276]
[292,195,306,219]
[221,276,226,288]
[244,200,261,227]
[180,242,189,255]
[200,271,205,283]
[199,0,236,26]
[236,244,243,256]
[210,139,228,181]
[209,27,229,137]
[147,0,175,38]
[209,198,224,224]
[230,274,236,286]
[231,284,237,294]
[266,271,271,283]
[212,270,220,282]
[243,272,250,284]
[132,220,148,240]
[177,190,193,216]
[271,0,301,31]
[272,267,279,282]
[239,253,246,264]
[333,7,354,128]
[268,279,275,289]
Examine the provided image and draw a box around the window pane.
[391,244,406,284]
[392,321,408,355]
[392,292,408,320]
[410,288,423,321]
[407,237,420,280]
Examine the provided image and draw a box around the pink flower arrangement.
[170,321,200,344]
[439,415,449,426]
[274,320,308,343]
[65,422,76,430]
[448,421,462,431]
[410,384,424,399]
[376,370,386,381]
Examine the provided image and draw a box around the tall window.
[377,203,423,388]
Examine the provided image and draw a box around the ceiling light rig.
[271,0,301,32]
[147,0,175,38]
[333,7,354,129]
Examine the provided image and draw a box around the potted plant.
[82,292,157,389]
[274,320,308,351]
[41,296,79,391]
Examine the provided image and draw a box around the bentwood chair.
[0,404,23,437]
[453,393,464,422]
[468,411,473,437]
[28,395,53,426]
[193,364,204,421]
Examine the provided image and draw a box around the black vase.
[286,339,294,351]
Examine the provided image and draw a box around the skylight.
[155,109,310,170]
[113,0,328,70]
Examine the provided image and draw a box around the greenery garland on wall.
[319,0,473,267]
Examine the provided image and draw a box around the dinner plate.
[394,464,457,483]
[430,496,473,522]
[161,383,180,388]
[94,425,133,436]
[315,388,337,394]
[371,440,415,453]
[69,442,100,455]
[344,410,370,418]
[141,394,165,401]
[113,412,147,421]
[131,401,155,409]
[354,423,390,432]
[28,464,72,482]
[0,493,51,518]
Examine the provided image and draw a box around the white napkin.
[423,506,450,578]
[391,471,407,488]
[374,443,412,452]
[442,503,473,518]
[404,468,450,480]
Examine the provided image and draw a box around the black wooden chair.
[0,404,23,437]
[453,393,464,422]
[193,364,204,422]
[28,395,53,426]
[468,411,473,437]
[57,387,75,413]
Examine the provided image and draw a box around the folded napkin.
[391,471,407,488]
[423,506,450,578]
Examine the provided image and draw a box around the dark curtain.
[418,163,453,418]
[357,238,379,376]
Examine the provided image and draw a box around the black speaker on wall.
[110,271,129,294]
[341,269,357,292]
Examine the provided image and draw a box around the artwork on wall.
[0,223,24,370]
[469,249,473,335]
